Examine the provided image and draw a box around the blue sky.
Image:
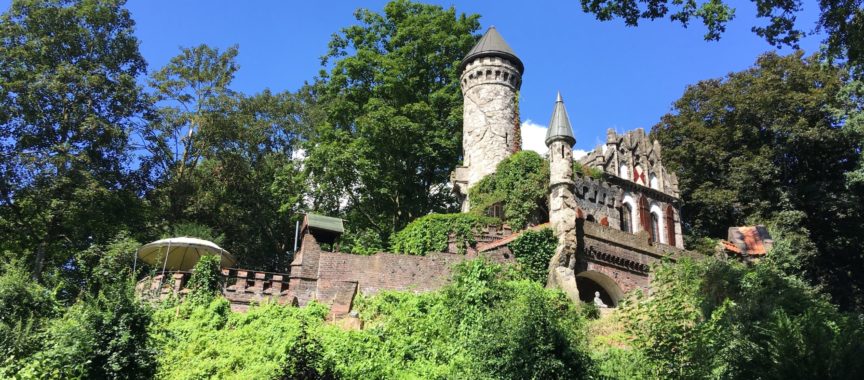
[3,0,824,154]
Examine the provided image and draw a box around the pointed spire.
[460,26,524,74]
[545,92,576,147]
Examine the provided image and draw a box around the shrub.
[390,213,497,255]
[469,150,549,230]
[151,298,332,379]
[509,228,557,283]
[319,259,596,379]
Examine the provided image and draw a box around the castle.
[139,27,766,315]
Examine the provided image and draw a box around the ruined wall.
[573,172,623,230]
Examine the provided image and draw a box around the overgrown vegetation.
[2,0,864,378]
[469,150,550,230]
[652,52,864,311]
[389,213,497,255]
[509,228,557,283]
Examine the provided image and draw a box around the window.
[665,205,676,247]
[650,212,660,243]
[619,163,630,180]
[621,204,632,233]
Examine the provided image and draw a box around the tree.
[579,0,864,76]
[145,45,307,269]
[303,0,481,244]
[144,44,239,223]
[651,51,864,311]
[0,0,150,282]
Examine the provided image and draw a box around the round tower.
[452,26,523,211]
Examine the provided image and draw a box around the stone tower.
[545,92,581,302]
[451,26,524,211]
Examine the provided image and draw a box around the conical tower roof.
[545,92,576,147]
[460,26,524,74]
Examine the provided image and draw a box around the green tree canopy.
[0,0,150,281]
[579,0,864,76]
[652,51,864,310]
[302,0,481,245]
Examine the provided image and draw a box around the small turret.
[546,92,576,187]
[545,92,581,302]
[545,92,576,147]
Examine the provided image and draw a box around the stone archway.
[575,270,624,307]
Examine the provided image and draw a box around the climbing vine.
[573,161,605,180]
[509,228,558,283]
[469,150,549,230]
[390,213,498,255]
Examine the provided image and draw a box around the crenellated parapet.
[459,56,522,93]
[135,269,298,312]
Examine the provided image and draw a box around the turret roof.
[545,92,576,146]
[460,26,524,74]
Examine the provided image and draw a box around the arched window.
[621,204,632,233]
[649,173,659,189]
[619,163,630,180]
[650,212,660,244]
[665,205,676,247]
[586,214,595,223]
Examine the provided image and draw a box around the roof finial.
[556,91,563,103]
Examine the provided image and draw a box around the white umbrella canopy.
[137,237,237,271]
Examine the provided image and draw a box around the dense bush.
[509,228,557,283]
[1,235,156,379]
[389,213,497,255]
[622,257,864,379]
[319,259,595,379]
[150,298,333,379]
[469,151,549,230]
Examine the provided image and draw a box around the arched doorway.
[575,271,624,307]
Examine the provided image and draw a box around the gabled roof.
[306,213,344,234]
[460,26,524,74]
[545,92,576,146]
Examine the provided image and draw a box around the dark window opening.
[621,204,632,233]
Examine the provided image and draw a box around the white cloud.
[573,149,588,160]
[520,119,549,155]
[520,119,589,160]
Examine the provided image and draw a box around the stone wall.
[453,56,522,210]
[288,228,512,316]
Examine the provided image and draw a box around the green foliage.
[318,259,595,379]
[185,255,222,304]
[303,0,481,244]
[622,257,864,379]
[389,213,497,255]
[0,264,58,375]
[146,45,306,270]
[0,0,151,283]
[579,0,864,77]
[469,150,550,230]
[652,51,864,311]
[150,298,332,379]
[573,161,604,180]
[509,228,557,283]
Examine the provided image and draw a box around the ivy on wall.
[390,213,498,255]
[509,228,558,283]
[573,162,605,180]
[469,151,550,230]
